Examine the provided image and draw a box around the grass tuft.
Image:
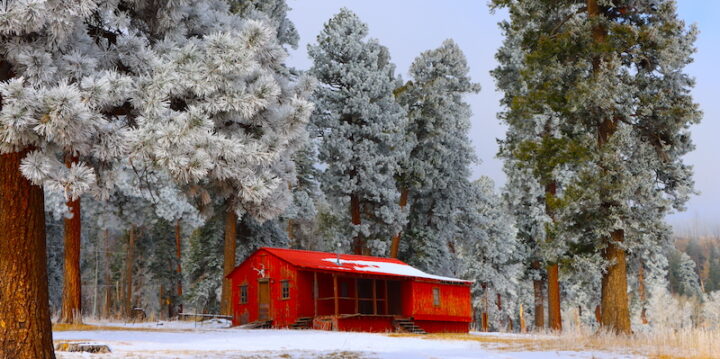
[388,327,720,359]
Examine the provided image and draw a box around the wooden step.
[241,320,273,329]
[393,318,427,334]
[289,317,313,329]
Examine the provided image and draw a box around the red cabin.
[226,247,472,333]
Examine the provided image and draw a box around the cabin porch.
[307,270,406,317]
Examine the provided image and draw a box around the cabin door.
[258,279,270,321]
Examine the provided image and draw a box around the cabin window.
[240,285,248,304]
[340,281,349,297]
[433,287,441,307]
[281,280,290,299]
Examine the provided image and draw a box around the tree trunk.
[588,0,631,334]
[59,154,83,324]
[481,283,489,331]
[600,230,631,334]
[545,182,562,331]
[221,209,237,315]
[175,220,183,316]
[125,226,136,317]
[638,260,648,324]
[547,263,562,330]
[0,149,57,359]
[0,59,55,358]
[102,229,112,318]
[389,187,409,258]
[532,261,545,329]
[350,194,363,255]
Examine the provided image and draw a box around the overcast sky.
[285,0,720,234]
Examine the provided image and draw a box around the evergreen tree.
[394,39,480,273]
[229,0,322,252]
[707,251,720,293]
[491,0,701,333]
[229,0,300,50]
[493,18,579,331]
[308,9,407,255]
[668,249,703,297]
[460,177,524,330]
[502,161,551,329]
[128,3,315,315]
[0,1,139,354]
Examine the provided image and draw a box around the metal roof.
[255,247,471,284]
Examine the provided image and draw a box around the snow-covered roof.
[259,247,471,284]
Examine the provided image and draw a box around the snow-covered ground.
[53,323,642,359]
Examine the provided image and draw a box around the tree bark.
[59,154,83,324]
[480,283,489,331]
[389,187,409,258]
[600,230,631,333]
[175,220,183,316]
[0,149,57,359]
[532,261,545,329]
[102,229,112,318]
[125,226,136,317]
[350,194,363,254]
[544,182,562,331]
[547,263,561,330]
[221,209,237,315]
[638,260,648,324]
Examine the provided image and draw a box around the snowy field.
[52,321,642,359]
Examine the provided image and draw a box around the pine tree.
[668,249,703,298]
[460,177,524,330]
[394,39,480,273]
[127,2,315,315]
[0,1,140,354]
[308,9,407,255]
[502,161,551,329]
[229,0,300,50]
[493,16,581,330]
[492,0,701,333]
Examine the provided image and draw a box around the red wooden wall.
[229,250,300,327]
[408,280,472,322]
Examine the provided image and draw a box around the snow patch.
[53,327,641,359]
[320,258,470,283]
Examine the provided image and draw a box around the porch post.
[313,272,318,316]
[333,274,339,316]
[383,280,389,315]
[354,278,359,314]
[372,279,377,315]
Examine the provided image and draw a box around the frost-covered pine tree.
[229,0,323,251]
[282,144,324,248]
[492,16,578,330]
[460,177,524,331]
[308,9,407,255]
[127,2,314,315]
[229,0,299,50]
[394,40,480,273]
[491,0,701,333]
[668,249,703,298]
[0,1,139,355]
[502,160,551,329]
[101,162,204,317]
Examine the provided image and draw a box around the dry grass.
[388,327,720,359]
[52,322,187,332]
